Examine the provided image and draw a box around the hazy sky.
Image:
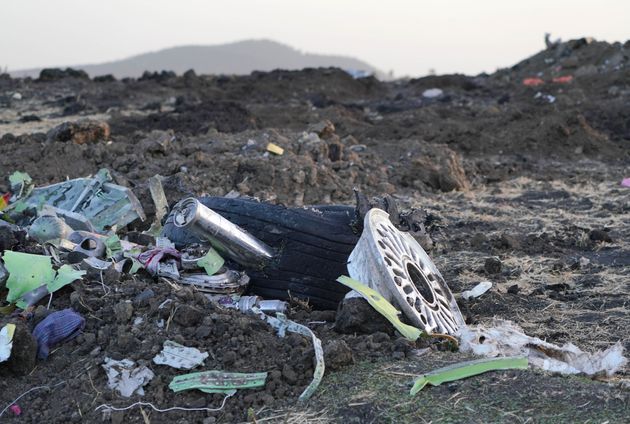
[2,0,629,76]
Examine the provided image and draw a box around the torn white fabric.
[459,319,627,376]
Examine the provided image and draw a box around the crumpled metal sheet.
[21,169,145,232]
[153,340,209,370]
[103,357,155,397]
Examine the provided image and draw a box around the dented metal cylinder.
[173,198,274,268]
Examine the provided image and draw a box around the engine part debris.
[217,295,288,314]
[171,198,274,268]
[27,215,73,243]
[180,270,249,294]
[16,169,145,232]
[347,208,464,335]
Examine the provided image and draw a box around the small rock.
[324,340,354,370]
[335,297,394,335]
[589,229,612,243]
[507,284,520,294]
[46,119,110,144]
[133,288,155,306]
[12,92,22,100]
[307,120,335,138]
[222,350,237,366]
[282,364,298,384]
[484,257,502,274]
[113,301,133,323]
[173,304,203,326]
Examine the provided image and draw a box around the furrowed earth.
[0,38,628,423]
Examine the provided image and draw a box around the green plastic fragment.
[47,265,86,293]
[410,356,529,395]
[3,251,85,308]
[4,251,55,304]
[104,234,123,258]
[8,171,33,198]
[169,370,267,395]
[336,275,422,341]
[197,248,224,276]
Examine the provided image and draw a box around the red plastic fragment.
[522,78,544,87]
[552,75,573,84]
[9,404,22,416]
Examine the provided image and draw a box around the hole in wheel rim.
[406,261,435,305]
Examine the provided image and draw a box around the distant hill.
[11,39,385,79]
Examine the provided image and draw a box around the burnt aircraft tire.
[162,197,360,309]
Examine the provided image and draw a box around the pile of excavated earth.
[0,38,628,423]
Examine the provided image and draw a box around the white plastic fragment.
[459,319,628,376]
[0,324,16,363]
[422,88,443,98]
[103,357,155,397]
[153,340,209,370]
[461,281,493,300]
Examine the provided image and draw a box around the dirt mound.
[0,38,628,423]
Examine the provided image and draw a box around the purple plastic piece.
[32,308,85,360]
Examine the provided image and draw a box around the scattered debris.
[169,370,267,394]
[410,356,528,395]
[459,319,628,376]
[32,309,85,359]
[621,177,630,187]
[103,357,155,397]
[153,340,209,370]
[461,281,493,300]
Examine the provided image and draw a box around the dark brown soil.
[0,38,628,423]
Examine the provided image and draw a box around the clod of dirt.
[335,297,394,335]
[113,301,134,323]
[0,226,20,251]
[589,229,612,243]
[397,143,470,192]
[0,321,37,376]
[46,119,110,144]
[484,257,502,274]
[173,304,204,326]
[324,339,354,370]
[37,67,90,81]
